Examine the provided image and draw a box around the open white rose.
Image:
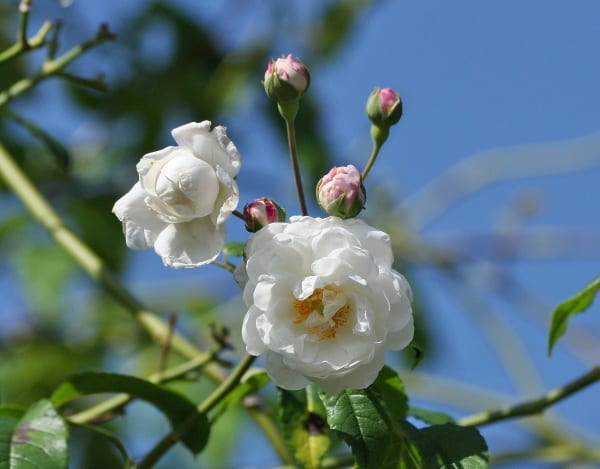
[113,121,240,268]
[241,216,414,394]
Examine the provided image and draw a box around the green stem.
[361,144,380,181]
[136,354,257,469]
[18,0,32,48]
[0,20,52,63]
[458,366,600,427]
[278,101,308,216]
[0,24,114,107]
[361,125,388,181]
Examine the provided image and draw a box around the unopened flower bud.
[317,165,366,219]
[263,54,310,103]
[243,197,286,232]
[366,87,402,128]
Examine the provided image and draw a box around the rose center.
[292,286,350,339]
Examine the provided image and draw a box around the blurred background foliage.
[1,1,599,468]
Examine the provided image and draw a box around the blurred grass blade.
[0,108,70,170]
[548,276,600,356]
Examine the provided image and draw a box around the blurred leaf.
[0,109,70,171]
[420,424,488,468]
[13,243,75,321]
[67,194,126,271]
[0,399,68,469]
[548,276,600,356]
[0,343,101,405]
[279,385,331,469]
[407,407,455,426]
[51,372,209,454]
[309,0,374,58]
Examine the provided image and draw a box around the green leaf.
[372,366,408,420]
[420,423,489,468]
[408,407,455,425]
[548,276,600,356]
[0,399,69,469]
[320,387,398,469]
[222,242,245,258]
[279,385,331,469]
[50,372,209,454]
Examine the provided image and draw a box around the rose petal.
[153,217,224,268]
[112,182,167,250]
[265,352,311,390]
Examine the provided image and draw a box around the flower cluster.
[114,55,412,393]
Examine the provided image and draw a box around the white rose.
[241,216,414,394]
[113,121,240,268]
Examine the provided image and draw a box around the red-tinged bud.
[243,197,286,232]
[316,165,366,219]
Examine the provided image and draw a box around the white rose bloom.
[113,121,240,268]
[241,216,414,394]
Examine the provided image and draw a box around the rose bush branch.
[458,366,600,427]
[0,23,114,107]
[0,15,52,63]
[135,354,257,469]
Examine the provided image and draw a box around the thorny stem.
[458,366,600,427]
[136,354,257,469]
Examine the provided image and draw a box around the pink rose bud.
[317,165,366,219]
[263,54,310,103]
[366,87,402,128]
[243,197,286,232]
